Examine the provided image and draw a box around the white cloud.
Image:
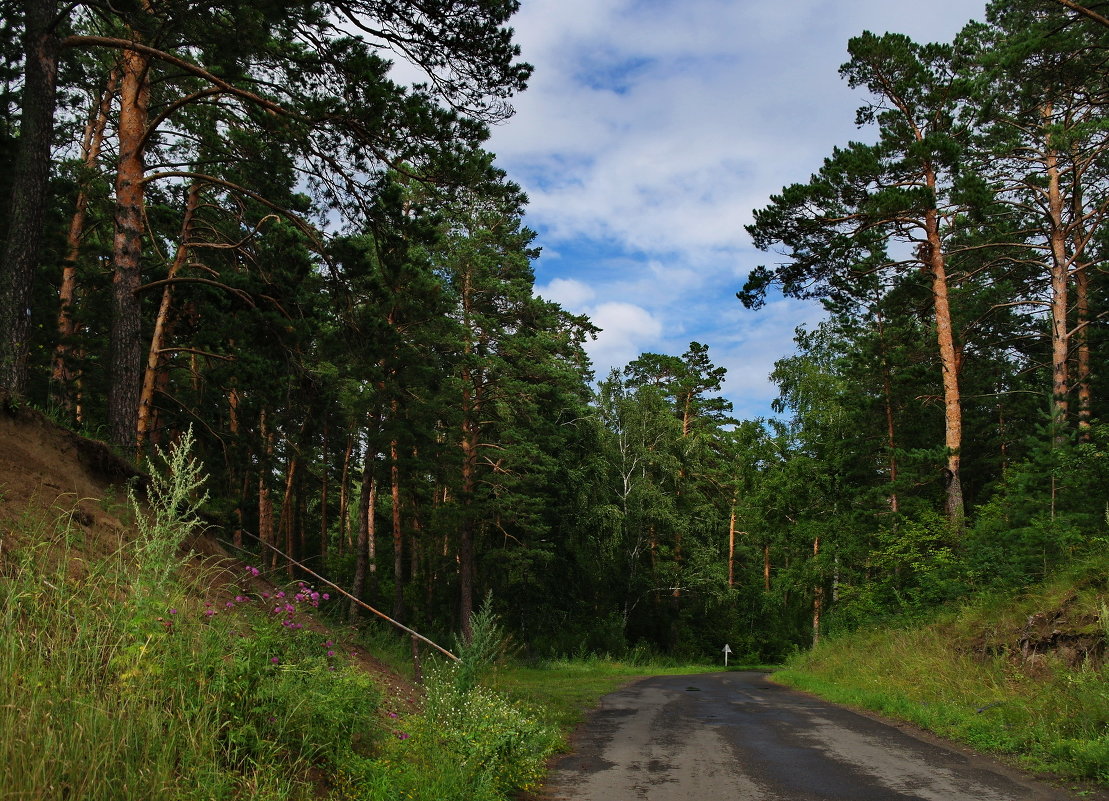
[535,277,596,309]
[579,301,665,376]
[490,0,989,416]
[495,1,986,252]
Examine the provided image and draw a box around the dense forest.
[2,0,1109,661]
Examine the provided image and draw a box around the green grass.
[774,555,1109,784]
[0,435,576,801]
[0,514,386,801]
[489,657,724,735]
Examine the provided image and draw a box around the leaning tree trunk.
[136,182,201,453]
[0,0,60,398]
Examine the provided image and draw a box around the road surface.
[540,670,1093,801]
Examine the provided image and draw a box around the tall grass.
[0,434,384,800]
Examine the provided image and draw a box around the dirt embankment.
[0,402,142,572]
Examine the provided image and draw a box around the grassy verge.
[489,657,729,737]
[774,561,1109,784]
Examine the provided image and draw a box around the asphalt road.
[539,671,1092,801]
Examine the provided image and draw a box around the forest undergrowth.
[775,553,1109,786]
[0,434,579,801]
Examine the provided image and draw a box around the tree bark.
[1075,264,1092,436]
[458,267,479,643]
[0,0,61,398]
[390,432,405,623]
[763,542,771,593]
[108,43,151,449]
[233,471,246,550]
[320,422,329,561]
[1045,106,1071,434]
[924,203,964,529]
[52,69,117,414]
[277,454,299,578]
[351,446,376,619]
[727,503,736,588]
[812,536,823,647]
[338,434,353,555]
[875,307,900,515]
[258,409,275,568]
[136,182,201,454]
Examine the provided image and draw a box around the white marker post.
[722,643,732,667]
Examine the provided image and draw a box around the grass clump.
[354,667,559,800]
[1,450,577,801]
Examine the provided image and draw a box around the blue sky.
[480,0,989,420]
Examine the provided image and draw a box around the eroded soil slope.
[0,403,143,574]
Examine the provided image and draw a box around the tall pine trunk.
[108,43,151,449]
[727,502,736,588]
[763,542,771,592]
[1045,105,1071,434]
[0,0,60,397]
[1075,265,1092,435]
[350,446,376,619]
[277,454,298,577]
[390,432,405,623]
[52,69,117,414]
[258,410,275,568]
[319,422,329,561]
[875,307,900,514]
[812,536,822,647]
[338,434,353,555]
[924,201,964,528]
[458,268,479,643]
